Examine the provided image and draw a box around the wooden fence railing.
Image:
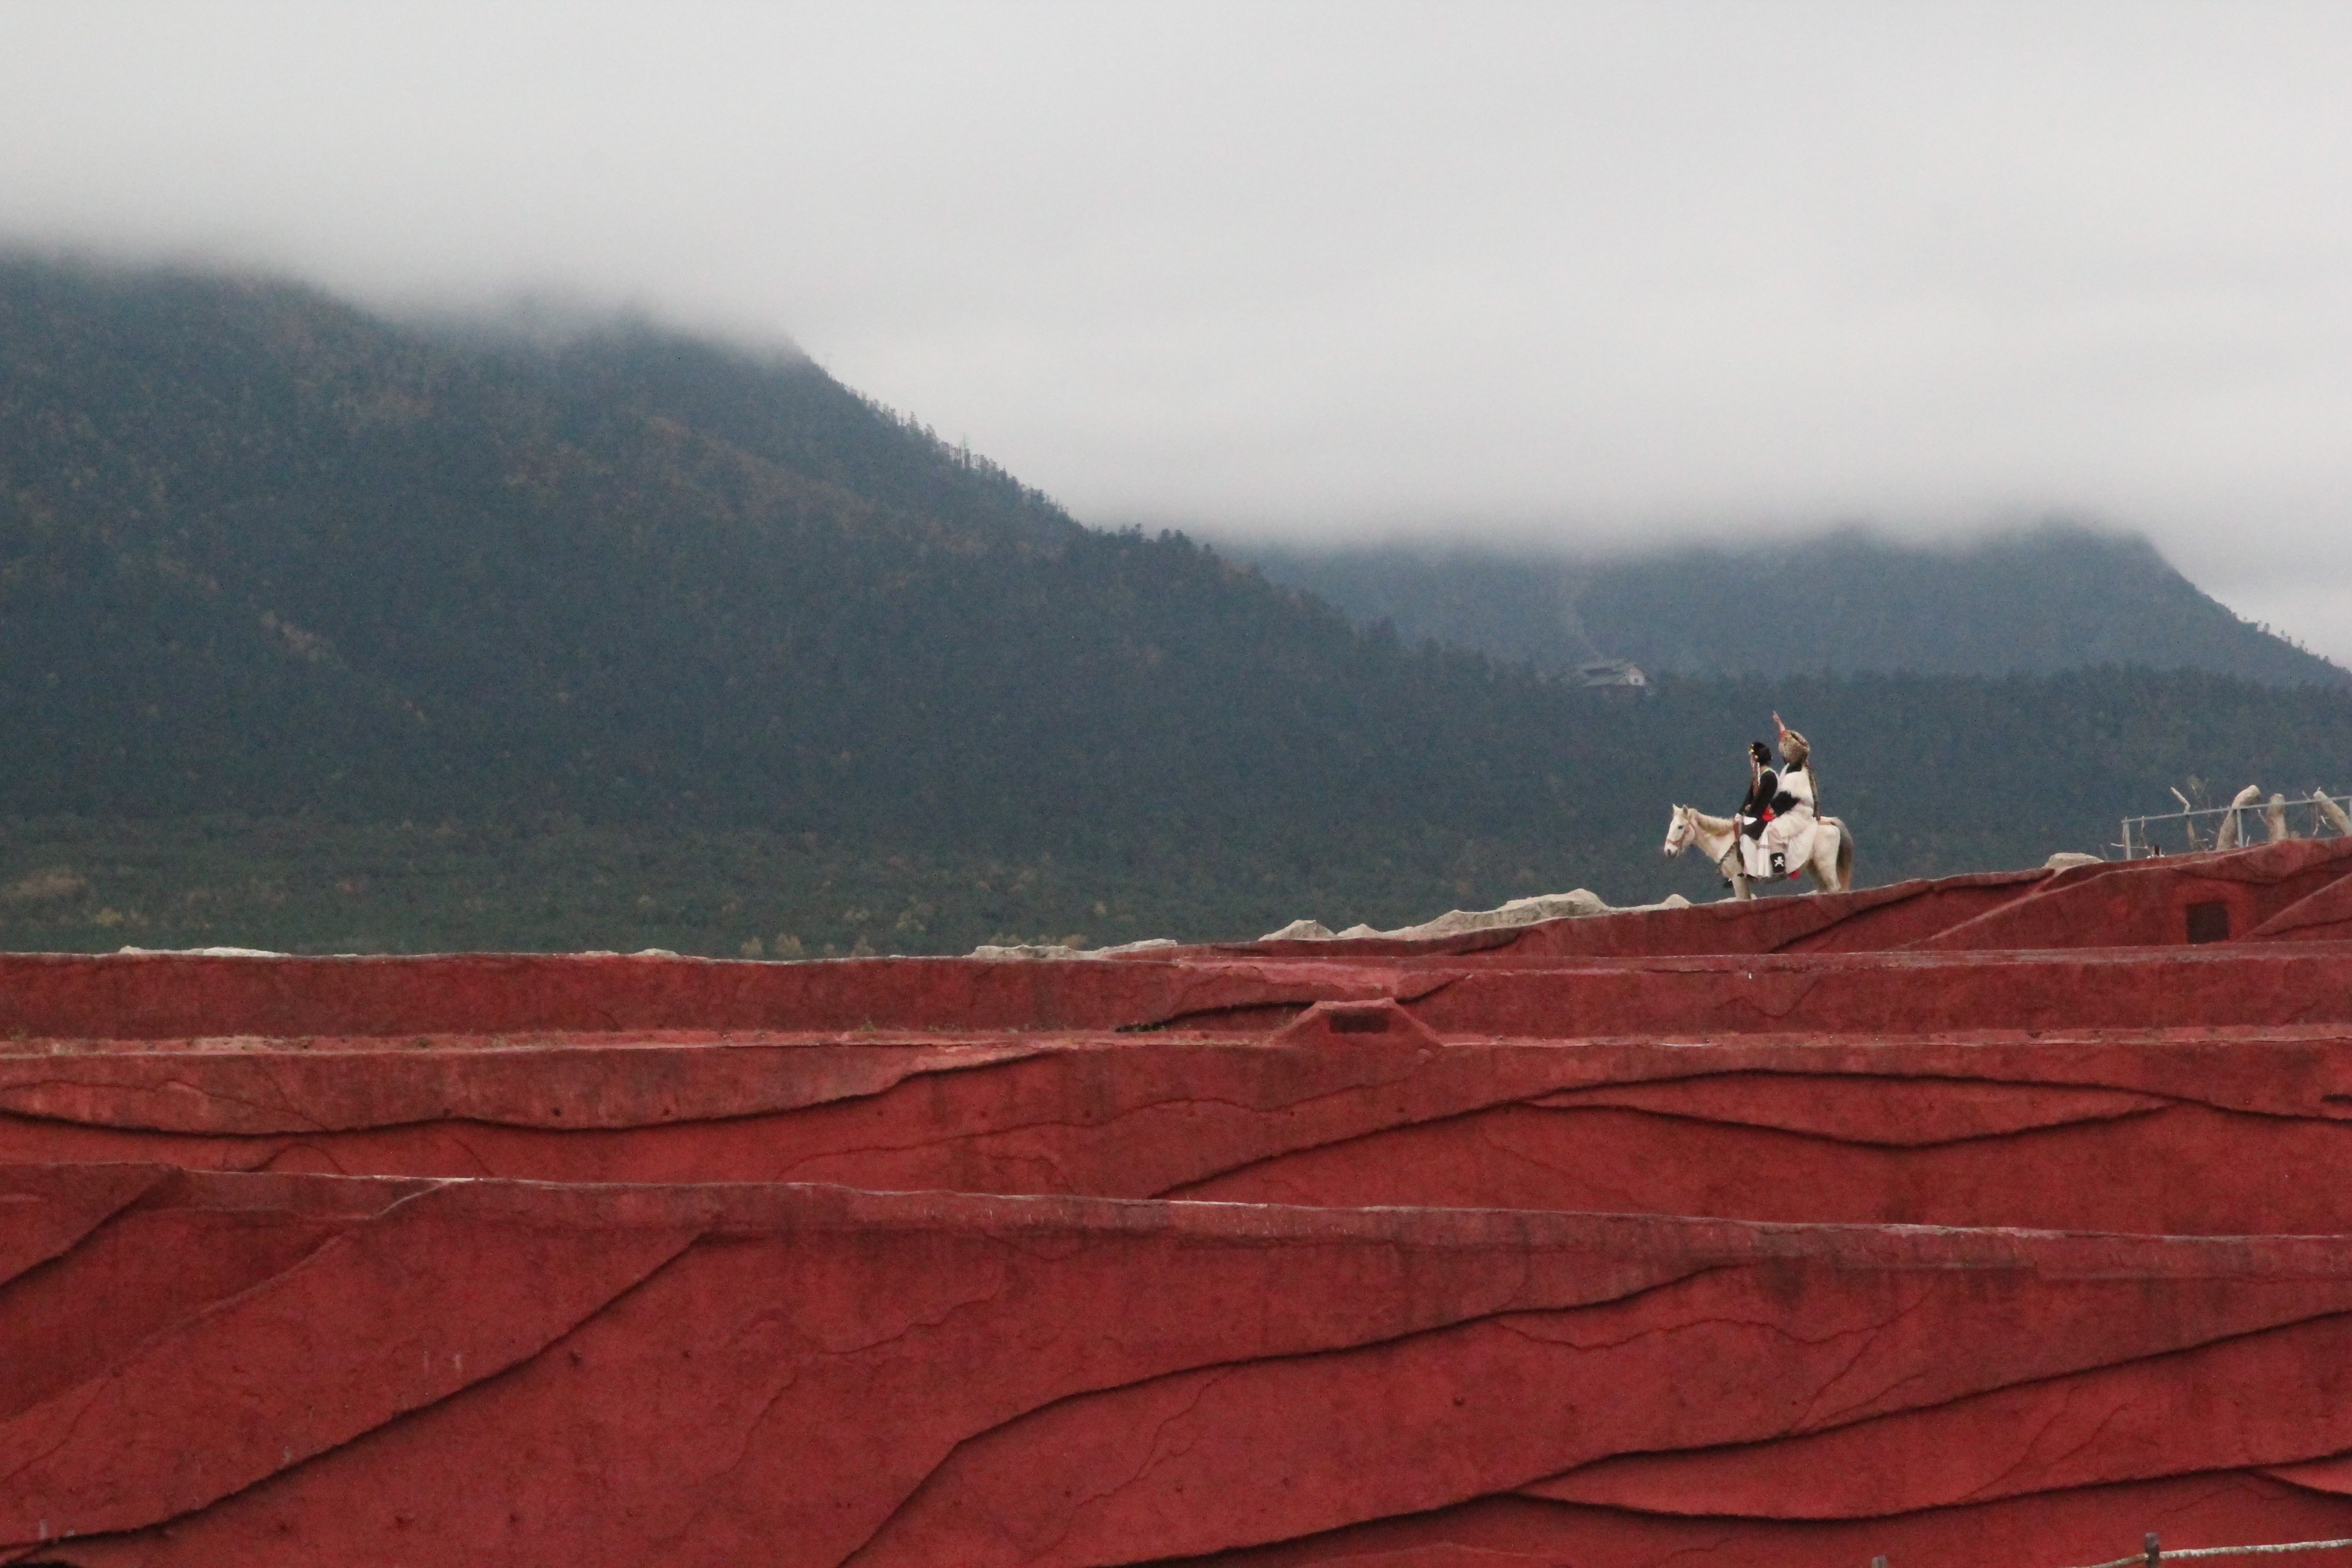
[1871,1535,2352,1568]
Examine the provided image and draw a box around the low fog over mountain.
[1237,528,2347,687]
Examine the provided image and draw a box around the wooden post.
[2145,1533,2161,1566]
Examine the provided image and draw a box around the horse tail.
[1829,816,1857,888]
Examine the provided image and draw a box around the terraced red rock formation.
[7,838,2352,1567]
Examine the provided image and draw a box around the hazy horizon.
[7,3,2352,657]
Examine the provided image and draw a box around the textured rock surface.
[11,1028,2352,1235]
[12,1169,2352,1568]
[7,839,2352,1567]
[1265,887,1614,943]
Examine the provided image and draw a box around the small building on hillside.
[1575,658,1650,693]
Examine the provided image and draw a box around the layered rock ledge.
[7,838,2352,1567]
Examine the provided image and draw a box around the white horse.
[1662,804,1856,899]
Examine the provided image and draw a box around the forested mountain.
[1240,528,2349,686]
[3,256,2351,955]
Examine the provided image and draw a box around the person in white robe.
[1761,713,1818,879]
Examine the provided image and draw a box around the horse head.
[1662,804,1690,858]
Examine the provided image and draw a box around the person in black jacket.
[1736,740,1777,879]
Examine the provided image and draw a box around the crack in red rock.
[1,1224,714,1556]
[1153,1098,1566,1199]
[0,1378,109,1496]
[749,1073,1501,1192]
[0,1071,334,1132]
[1486,1298,1869,1365]
[1031,1365,1235,1562]
[831,1265,1733,1567]
[1790,1285,1940,1430]
[257,1141,353,1175]
[1961,1382,2132,1505]
[1159,1085,2231,1217]
[1512,1301,2352,1524]
[0,1045,1064,1136]
[0,1169,169,1291]
[439,1129,499,1178]
[1536,1069,2190,1143]
[1116,974,1456,1036]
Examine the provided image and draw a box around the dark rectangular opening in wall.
[2186,901,2231,944]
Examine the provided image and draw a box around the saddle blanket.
[1741,817,1817,879]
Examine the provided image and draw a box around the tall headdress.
[1774,713,1810,769]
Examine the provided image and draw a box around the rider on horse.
[1733,717,1820,880]
[1667,715,1850,897]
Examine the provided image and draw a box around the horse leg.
[1720,849,1753,900]
[1812,829,1844,894]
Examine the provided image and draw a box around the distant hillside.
[1239,528,2349,687]
[5,256,2352,954]
[0,255,1637,863]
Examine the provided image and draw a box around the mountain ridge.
[7,255,2352,954]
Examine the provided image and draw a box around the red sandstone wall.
[10,1168,2352,1568]
[7,1028,2352,1235]
[0,932,2348,1047]
[9,841,2352,1568]
[0,840,2342,1043]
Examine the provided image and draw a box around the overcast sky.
[5,1,2352,658]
